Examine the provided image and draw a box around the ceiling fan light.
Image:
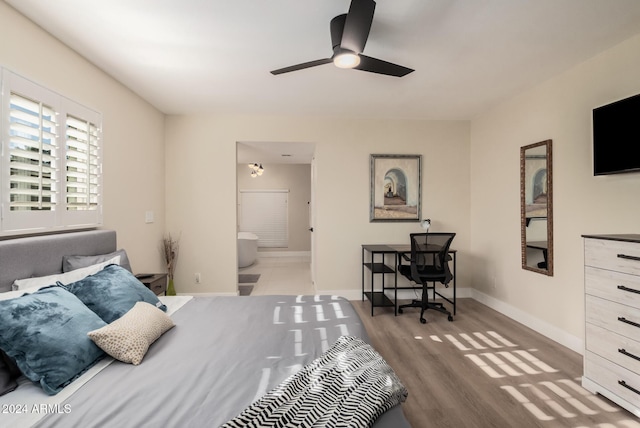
[333,52,360,69]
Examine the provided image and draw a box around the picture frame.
[370,154,421,222]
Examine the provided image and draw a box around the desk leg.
[371,253,375,317]
[381,253,385,308]
[394,252,398,316]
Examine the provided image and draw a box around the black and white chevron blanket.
[221,336,408,428]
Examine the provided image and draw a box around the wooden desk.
[361,244,457,316]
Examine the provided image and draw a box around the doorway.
[236,141,316,296]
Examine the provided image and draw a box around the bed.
[0,230,409,427]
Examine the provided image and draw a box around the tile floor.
[238,254,314,295]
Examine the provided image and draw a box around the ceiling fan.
[270,0,414,77]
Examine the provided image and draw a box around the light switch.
[145,210,154,224]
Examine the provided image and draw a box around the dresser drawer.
[586,323,640,375]
[586,266,640,309]
[585,351,640,408]
[586,295,640,340]
[585,238,640,275]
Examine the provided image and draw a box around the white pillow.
[11,255,121,291]
[88,302,175,365]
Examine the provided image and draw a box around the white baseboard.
[317,287,474,303]
[469,289,583,355]
[391,287,474,300]
[317,286,583,355]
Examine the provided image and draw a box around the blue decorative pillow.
[0,287,106,395]
[62,264,167,323]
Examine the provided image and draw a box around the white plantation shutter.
[1,69,102,234]
[239,190,289,248]
[65,115,100,211]
[8,94,58,211]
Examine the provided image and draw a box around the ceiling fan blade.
[355,54,414,77]
[330,14,347,50]
[270,58,333,75]
[341,0,376,54]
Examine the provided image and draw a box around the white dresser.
[583,234,640,417]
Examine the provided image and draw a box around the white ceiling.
[6,0,640,162]
[237,141,316,165]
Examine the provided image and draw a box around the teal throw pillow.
[62,264,167,323]
[0,287,106,395]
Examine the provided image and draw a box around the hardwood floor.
[351,298,638,428]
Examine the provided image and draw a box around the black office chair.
[398,232,456,324]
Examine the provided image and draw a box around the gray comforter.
[222,336,407,427]
[35,295,409,428]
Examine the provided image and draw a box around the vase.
[167,278,176,296]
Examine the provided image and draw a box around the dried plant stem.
[162,233,180,280]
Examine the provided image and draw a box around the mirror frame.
[520,139,553,276]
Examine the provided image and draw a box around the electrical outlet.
[195,273,201,284]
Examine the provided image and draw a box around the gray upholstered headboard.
[0,230,117,293]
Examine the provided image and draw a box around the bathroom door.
[310,156,317,285]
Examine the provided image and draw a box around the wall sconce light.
[248,163,264,178]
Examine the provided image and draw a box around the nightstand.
[135,273,167,296]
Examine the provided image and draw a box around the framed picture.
[370,154,421,222]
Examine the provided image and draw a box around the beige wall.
[0,3,166,273]
[165,116,470,295]
[11,0,640,353]
[470,33,640,351]
[237,163,312,252]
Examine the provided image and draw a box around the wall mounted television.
[593,93,640,176]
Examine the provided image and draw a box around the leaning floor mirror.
[520,139,553,276]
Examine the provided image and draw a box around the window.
[239,190,289,248]
[64,113,100,212]
[1,69,102,234]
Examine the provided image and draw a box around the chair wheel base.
[398,300,454,324]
